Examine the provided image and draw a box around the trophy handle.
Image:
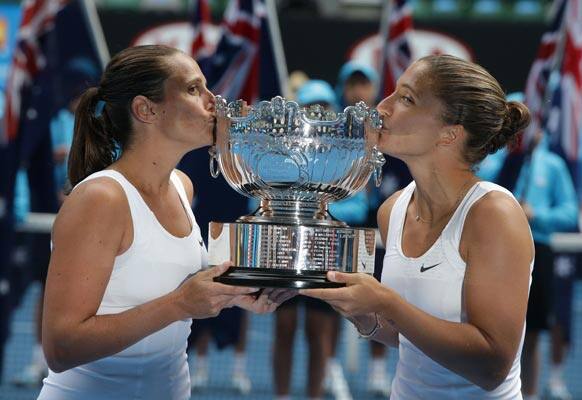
[374,165,383,187]
[370,148,385,187]
[208,146,221,178]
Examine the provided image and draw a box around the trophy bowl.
[208,96,385,288]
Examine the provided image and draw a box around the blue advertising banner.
[0,4,21,91]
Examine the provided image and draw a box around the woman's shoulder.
[60,176,130,222]
[465,188,530,243]
[469,187,522,221]
[69,175,128,204]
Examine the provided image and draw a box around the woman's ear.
[437,125,464,146]
[131,95,156,123]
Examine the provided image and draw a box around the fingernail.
[328,271,336,280]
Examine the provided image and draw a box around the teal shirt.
[329,191,368,225]
[478,143,578,245]
[513,145,578,245]
[50,108,75,192]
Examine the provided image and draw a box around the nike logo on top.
[420,262,441,273]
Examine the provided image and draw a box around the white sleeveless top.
[38,170,207,400]
[382,181,533,400]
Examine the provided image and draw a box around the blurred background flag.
[190,0,212,60]
[546,0,582,184]
[378,0,414,99]
[3,0,109,146]
[497,0,568,191]
[522,0,568,151]
[195,0,288,104]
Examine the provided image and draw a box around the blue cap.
[506,91,524,102]
[336,61,379,108]
[296,80,338,109]
[337,61,379,86]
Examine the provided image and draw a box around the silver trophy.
[207,96,385,288]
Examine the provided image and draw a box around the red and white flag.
[554,0,582,162]
[378,0,414,98]
[196,0,286,104]
[3,0,108,145]
[190,0,213,59]
[522,0,567,151]
[3,0,67,143]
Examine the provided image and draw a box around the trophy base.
[208,222,376,288]
[214,267,344,288]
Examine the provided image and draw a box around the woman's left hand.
[232,288,297,314]
[300,271,389,317]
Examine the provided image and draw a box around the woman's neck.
[112,139,186,196]
[408,163,477,225]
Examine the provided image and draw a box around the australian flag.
[546,0,582,187]
[497,0,568,191]
[190,0,213,60]
[378,0,414,99]
[4,0,107,146]
[197,0,283,104]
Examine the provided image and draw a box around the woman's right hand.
[173,263,258,319]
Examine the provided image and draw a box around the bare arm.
[42,179,257,373]
[302,191,533,390]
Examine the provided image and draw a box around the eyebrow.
[187,77,207,86]
[400,83,420,98]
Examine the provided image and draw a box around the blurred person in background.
[272,79,346,400]
[507,129,576,400]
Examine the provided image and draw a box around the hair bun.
[485,101,531,154]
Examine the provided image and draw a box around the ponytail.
[67,45,182,190]
[67,87,117,188]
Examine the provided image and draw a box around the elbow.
[43,343,70,373]
[43,336,78,373]
[474,357,513,392]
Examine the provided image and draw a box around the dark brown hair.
[67,45,181,187]
[419,54,531,165]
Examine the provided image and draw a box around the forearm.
[379,292,513,390]
[43,291,184,372]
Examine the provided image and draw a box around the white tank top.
[382,181,532,400]
[39,170,207,400]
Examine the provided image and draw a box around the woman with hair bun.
[302,54,534,399]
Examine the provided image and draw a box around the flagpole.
[265,0,289,98]
[377,0,391,100]
[80,0,110,68]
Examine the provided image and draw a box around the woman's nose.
[377,96,392,118]
[205,90,216,112]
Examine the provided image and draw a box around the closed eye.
[399,95,414,105]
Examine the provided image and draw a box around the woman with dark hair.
[38,45,284,400]
[302,55,534,399]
